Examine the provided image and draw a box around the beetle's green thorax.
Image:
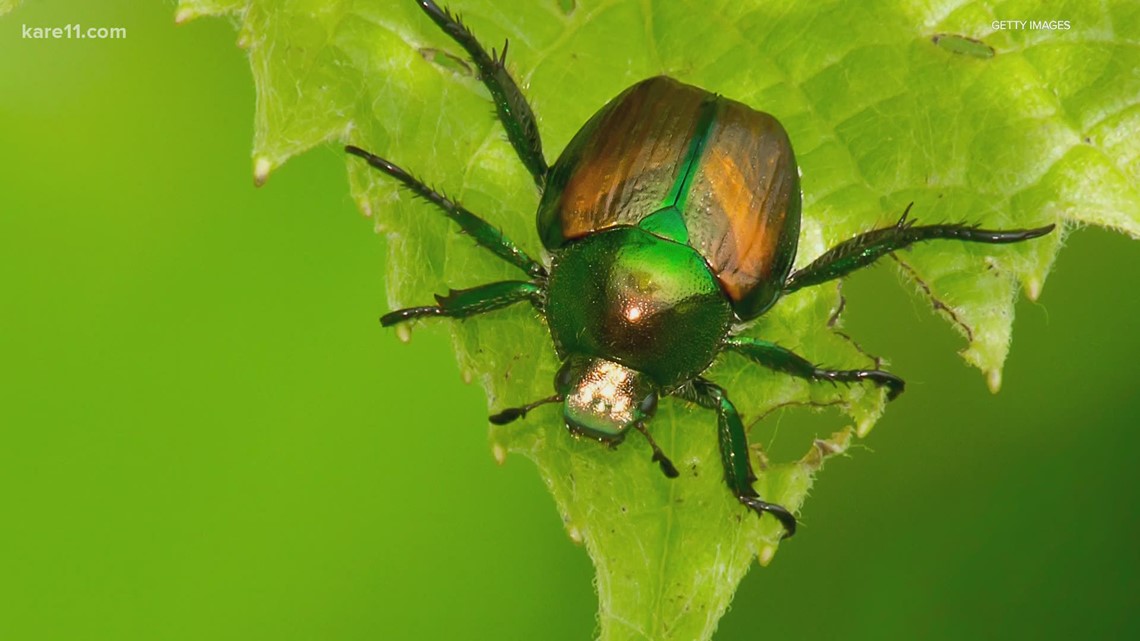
[545,227,733,390]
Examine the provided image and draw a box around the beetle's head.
[554,356,658,442]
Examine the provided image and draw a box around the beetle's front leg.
[724,336,905,401]
[381,280,542,326]
[673,378,797,538]
[416,0,548,187]
[345,146,546,279]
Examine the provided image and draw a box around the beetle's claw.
[652,451,680,478]
[740,496,797,539]
[489,407,525,425]
[873,371,906,400]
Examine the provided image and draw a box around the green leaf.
[0,0,19,18]
[175,0,245,24]
[181,1,1139,639]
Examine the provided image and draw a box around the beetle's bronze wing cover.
[538,76,704,249]
[537,76,801,320]
[684,96,801,320]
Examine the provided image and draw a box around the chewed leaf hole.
[748,400,850,464]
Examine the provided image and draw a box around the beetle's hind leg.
[674,378,797,538]
[724,336,905,400]
[783,203,1055,294]
[417,1,548,187]
[346,146,546,279]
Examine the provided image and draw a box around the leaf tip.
[173,7,194,25]
[395,324,412,343]
[253,156,273,186]
[1026,277,1043,302]
[986,368,1003,394]
[758,543,778,567]
[491,442,507,465]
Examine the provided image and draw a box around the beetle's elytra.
[540,76,801,321]
[347,0,1055,538]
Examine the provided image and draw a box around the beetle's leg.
[417,0,548,187]
[673,378,797,538]
[381,280,542,326]
[489,394,561,425]
[724,336,905,401]
[633,422,680,478]
[783,203,1055,293]
[346,146,546,279]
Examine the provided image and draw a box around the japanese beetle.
[347,0,1054,538]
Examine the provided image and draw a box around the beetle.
[347,0,1055,538]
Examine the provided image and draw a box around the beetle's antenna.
[634,423,680,478]
[489,395,562,425]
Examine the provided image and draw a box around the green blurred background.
[2,2,1137,640]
